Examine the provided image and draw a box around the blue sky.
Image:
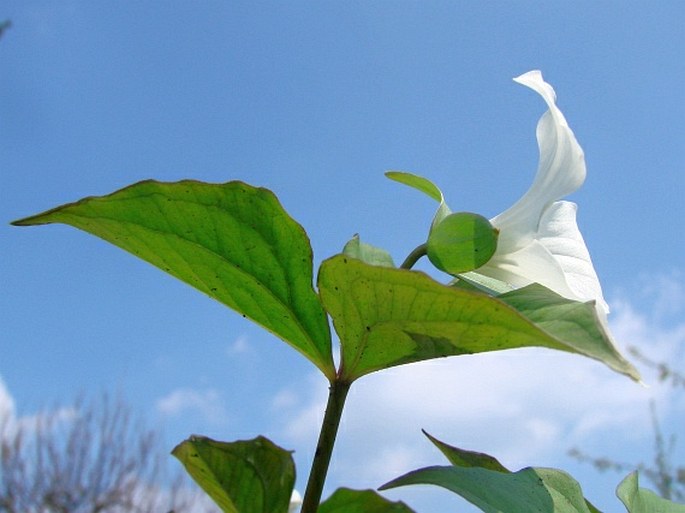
[2,2,684,512]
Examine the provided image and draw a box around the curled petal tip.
[484,74,605,321]
[513,69,543,83]
[513,70,559,112]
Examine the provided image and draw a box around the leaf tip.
[10,216,36,227]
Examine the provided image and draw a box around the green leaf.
[385,171,451,227]
[497,284,640,382]
[426,212,498,274]
[422,430,509,473]
[319,488,416,513]
[317,255,639,382]
[385,171,443,203]
[12,180,335,379]
[617,472,685,513]
[172,435,295,513]
[343,234,395,267]
[381,465,597,513]
[420,432,602,513]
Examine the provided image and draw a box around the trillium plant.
[13,71,684,513]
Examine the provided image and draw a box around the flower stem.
[300,378,351,513]
[400,242,428,270]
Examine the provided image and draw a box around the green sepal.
[385,171,451,228]
[343,234,395,267]
[451,271,515,295]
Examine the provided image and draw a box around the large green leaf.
[381,465,597,513]
[13,180,335,379]
[617,472,685,513]
[497,284,639,382]
[318,488,416,513]
[172,435,295,513]
[420,432,602,513]
[317,255,639,382]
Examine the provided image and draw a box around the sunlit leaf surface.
[318,255,639,382]
[13,180,335,378]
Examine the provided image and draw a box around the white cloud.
[271,388,302,411]
[617,270,685,323]
[273,274,685,497]
[157,388,229,425]
[226,335,251,355]
[131,479,219,513]
[0,377,77,438]
[273,373,328,443]
[0,377,15,423]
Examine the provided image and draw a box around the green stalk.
[300,243,426,511]
[400,242,428,270]
[300,378,351,513]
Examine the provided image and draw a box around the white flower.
[476,70,609,317]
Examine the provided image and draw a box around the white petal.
[492,71,586,253]
[537,201,609,315]
[476,236,572,296]
[479,201,609,316]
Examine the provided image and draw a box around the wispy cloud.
[0,377,15,422]
[0,377,77,438]
[226,335,252,356]
[157,387,229,426]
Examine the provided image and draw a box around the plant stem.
[300,379,351,513]
[400,242,428,270]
